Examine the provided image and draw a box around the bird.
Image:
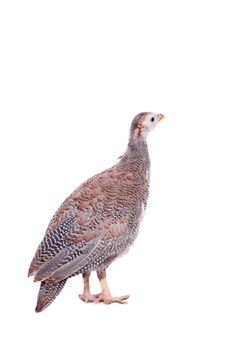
[28,112,164,312]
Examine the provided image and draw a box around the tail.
[35,278,67,312]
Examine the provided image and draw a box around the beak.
[158,114,165,122]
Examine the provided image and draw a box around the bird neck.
[120,139,150,172]
[127,138,149,157]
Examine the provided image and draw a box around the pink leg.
[95,270,129,304]
[79,272,99,303]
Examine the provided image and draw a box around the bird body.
[28,112,164,311]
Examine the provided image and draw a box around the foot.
[79,292,99,303]
[95,293,130,304]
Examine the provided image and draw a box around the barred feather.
[35,278,67,313]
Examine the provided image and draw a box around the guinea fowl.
[28,112,164,312]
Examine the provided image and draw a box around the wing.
[45,221,129,283]
[28,164,138,282]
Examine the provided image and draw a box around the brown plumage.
[28,112,164,312]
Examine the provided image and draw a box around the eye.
[150,117,154,122]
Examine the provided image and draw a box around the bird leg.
[79,272,99,303]
[95,270,129,304]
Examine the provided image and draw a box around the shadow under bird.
[28,112,165,312]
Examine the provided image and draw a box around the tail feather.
[35,278,67,312]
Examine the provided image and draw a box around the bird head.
[130,112,165,140]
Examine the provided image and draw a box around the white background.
[0,1,232,349]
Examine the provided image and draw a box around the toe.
[103,295,130,304]
[79,294,99,303]
[119,295,130,300]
